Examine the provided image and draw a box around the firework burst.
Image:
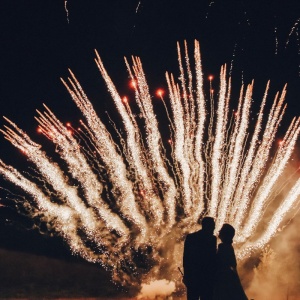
[0,41,299,289]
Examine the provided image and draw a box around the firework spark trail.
[171,42,197,215]
[0,159,114,267]
[209,65,230,217]
[64,0,69,23]
[179,42,193,162]
[94,52,164,228]
[205,1,215,19]
[184,41,195,137]
[135,1,141,14]
[166,72,192,215]
[240,117,300,241]
[0,159,73,224]
[274,27,278,55]
[285,17,300,48]
[296,28,300,76]
[217,82,253,228]
[61,72,149,235]
[238,177,300,259]
[0,40,299,288]
[233,87,288,234]
[177,42,191,139]
[230,82,269,224]
[229,46,235,76]
[1,118,115,247]
[192,40,206,217]
[35,105,129,237]
[183,42,202,212]
[124,56,178,226]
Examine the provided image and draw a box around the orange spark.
[156,89,164,97]
[130,80,137,89]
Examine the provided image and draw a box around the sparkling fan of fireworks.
[0,40,299,289]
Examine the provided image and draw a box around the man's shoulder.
[186,230,202,238]
[185,230,216,241]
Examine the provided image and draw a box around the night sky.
[0,0,299,257]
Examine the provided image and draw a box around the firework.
[0,41,299,288]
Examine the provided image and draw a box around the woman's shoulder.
[218,242,234,254]
[218,241,233,248]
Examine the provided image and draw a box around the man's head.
[201,216,215,234]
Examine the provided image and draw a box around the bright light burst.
[0,41,299,289]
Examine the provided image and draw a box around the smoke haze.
[245,214,300,299]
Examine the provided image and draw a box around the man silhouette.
[183,216,217,300]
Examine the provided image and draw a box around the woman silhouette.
[213,223,248,300]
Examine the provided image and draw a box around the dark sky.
[0,1,299,255]
[1,1,300,122]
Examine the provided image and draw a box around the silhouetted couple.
[183,217,248,300]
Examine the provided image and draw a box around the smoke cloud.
[137,279,176,299]
[245,214,300,300]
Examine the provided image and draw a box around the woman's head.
[219,223,235,244]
